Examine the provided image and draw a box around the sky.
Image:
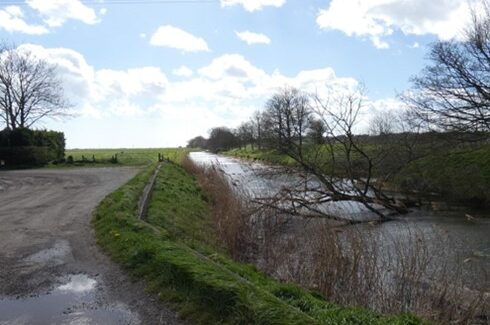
[0,0,478,148]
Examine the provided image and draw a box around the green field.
[63,148,184,166]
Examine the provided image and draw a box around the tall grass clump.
[182,155,254,261]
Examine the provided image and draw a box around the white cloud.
[150,25,210,53]
[108,99,145,117]
[4,6,22,16]
[357,97,407,133]
[410,42,420,48]
[79,102,104,119]
[173,66,194,78]
[16,44,397,147]
[18,45,358,122]
[0,6,48,35]
[17,44,96,99]
[15,44,168,120]
[96,67,168,98]
[199,54,267,82]
[371,36,389,49]
[221,0,286,11]
[316,0,476,48]
[26,0,99,27]
[236,30,271,45]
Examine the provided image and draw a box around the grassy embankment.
[395,144,490,206]
[227,144,490,207]
[92,148,425,324]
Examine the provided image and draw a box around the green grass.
[146,161,217,251]
[227,145,373,172]
[396,145,490,206]
[92,148,427,324]
[51,148,185,167]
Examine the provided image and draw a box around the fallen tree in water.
[253,87,411,223]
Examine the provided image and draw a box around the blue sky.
[0,0,475,148]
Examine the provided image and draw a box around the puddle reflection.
[0,274,138,325]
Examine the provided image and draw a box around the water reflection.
[57,274,96,293]
[0,274,139,325]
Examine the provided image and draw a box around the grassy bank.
[227,147,298,167]
[92,149,425,324]
[395,145,490,206]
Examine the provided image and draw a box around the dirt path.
[0,168,185,325]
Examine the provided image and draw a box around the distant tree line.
[187,88,329,154]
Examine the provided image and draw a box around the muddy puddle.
[0,274,139,325]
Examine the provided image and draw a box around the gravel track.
[0,168,184,325]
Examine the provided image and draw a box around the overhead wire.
[1,0,217,5]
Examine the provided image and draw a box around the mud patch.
[0,274,139,325]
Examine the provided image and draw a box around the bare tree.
[256,87,407,223]
[0,43,69,130]
[307,118,326,145]
[392,109,428,163]
[262,87,311,156]
[236,121,255,149]
[403,1,490,133]
[368,111,397,136]
[365,109,427,185]
[251,110,264,150]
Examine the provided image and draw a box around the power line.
[1,0,217,5]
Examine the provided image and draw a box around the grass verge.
[92,150,426,324]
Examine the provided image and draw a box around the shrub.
[0,128,65,166]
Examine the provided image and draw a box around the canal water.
[190,151,490,305]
